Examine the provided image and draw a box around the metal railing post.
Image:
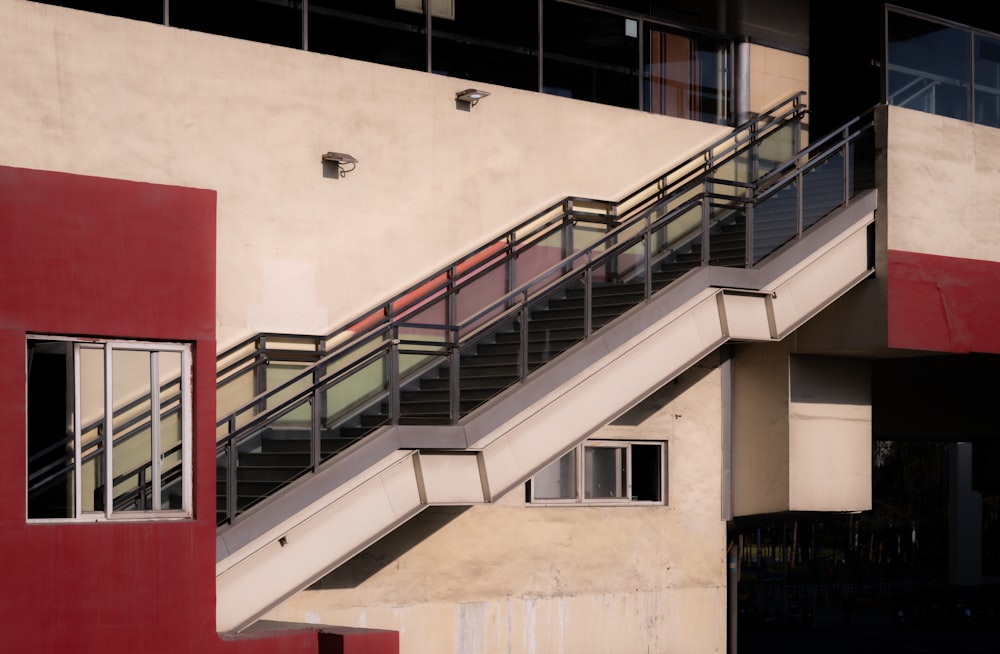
[518,292,529,381]
[449,333,460,424]
[796,169,804,238]
[310,384,321,471]
[643,216,653,299]
[745,186,754,268]
[226,442,237,524]
[388,327,400,425]
[842,126,851,206]
[701,182,712,266]
[583,268,592,339]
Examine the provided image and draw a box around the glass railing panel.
[514,225,565,290]
[322,352,389,437]
[752,179,798,265]
[757,122,799,177]
[398,289,447,328]
[802,150,845,230]
[707,197,746,268]
[592,240,648,328]
[713,149,754,187]
[456,260,507,330]
[233,394,315,518]
[265,362,314,425]
[398,341,452,424]
[523,278,587,373]
[888,11,970,121]
[571,221,610,280]
[458,313,522,418]
[975,34,1000,127]
[645,202,702,293]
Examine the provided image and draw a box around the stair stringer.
[215,190,876,633]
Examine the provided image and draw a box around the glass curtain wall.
[886,7,1000,128]
[28,0,733,123]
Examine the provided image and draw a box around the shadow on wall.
[309,506,471,590]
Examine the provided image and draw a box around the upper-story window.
[29,0,733,125]
[26,337,192,521]
[528,440,666,505]
[887,7,1000,128]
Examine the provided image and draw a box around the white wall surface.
[886,105,1000,261]
[264,358,728,654]
[0,0,731,347]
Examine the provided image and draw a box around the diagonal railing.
[213,103,876,527]
[26,93,811,519]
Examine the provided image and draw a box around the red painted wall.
[0,166,334,653]
[887,249,1000,355]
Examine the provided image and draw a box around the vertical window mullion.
[625,445,632,501]
[73,344,83,519]
[180,346,193,514]
[103,344,114,519]
[150,351,161,511]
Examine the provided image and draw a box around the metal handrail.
[214,96,808,437]
[215,110,875,525]
[214,92,806,361]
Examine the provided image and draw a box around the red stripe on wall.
[888,250,1000,354]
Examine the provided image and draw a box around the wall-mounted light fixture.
[322,151,358,178]
[455,88,490,108]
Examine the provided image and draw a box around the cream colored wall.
[732,341,790,516]
[0,0,730,348]
[264,357,728,654]
[748,44,808,115]
[788,355,871,511]
[886,105,1000,261]
[732,342,872,516]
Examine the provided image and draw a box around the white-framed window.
[528,440,666,505]
[26,336,193,521]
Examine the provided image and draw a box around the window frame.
[26,335,193,523]
[527,439,666,506]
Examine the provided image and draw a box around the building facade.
[2,1,999,652]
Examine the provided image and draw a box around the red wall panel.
[0,167,335,653]
[887,249,1000,354]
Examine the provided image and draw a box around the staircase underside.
[216,190,877,633]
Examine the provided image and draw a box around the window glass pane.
[159,351,184,510]
[975,34,1000,127]
[543,1,639,109]
[30,0,163,24]
[111,348,153,512]
[533,450,578,499]
[171,0,302,49]
[309,0,427,71]
[79,345,106,513]
[630,443,662,501]
[26,340,74,519]
[887,12,970,121]
[432,0,538,91]
[645,26,729,124]
[584,445,624,499]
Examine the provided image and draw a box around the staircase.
[213,106,878,631]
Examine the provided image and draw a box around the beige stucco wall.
[732,343,872,516]
[886,105,1000,260]
[264,357,728,653]
[748,43,808,115]
[787,355,871,511]
[1,0,732,348]
[732,341,790,516]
